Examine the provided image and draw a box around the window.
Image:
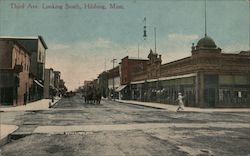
[0,87,13,105]
[39,52,41,61]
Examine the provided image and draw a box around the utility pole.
[249,0,250,51]
[104,58,107,72]
[204,0,207,37]
[154,27,157,53]
[143,17,147,40]
[138,43,140,59]
[111,58,117,100]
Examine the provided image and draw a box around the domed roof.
[197,36,216,48]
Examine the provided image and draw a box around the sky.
[0,0,249,90]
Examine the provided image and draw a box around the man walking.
[176,92,184,111]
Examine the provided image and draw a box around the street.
[0,94,250,156]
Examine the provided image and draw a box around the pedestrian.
[176,92,184,111]
[24,92,27,105]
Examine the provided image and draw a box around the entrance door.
[208,88,216,107]
[204,88,216,107]
[204,75,218,107]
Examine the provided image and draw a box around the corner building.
[130,36,250,108]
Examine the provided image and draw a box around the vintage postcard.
[0,0,249,155]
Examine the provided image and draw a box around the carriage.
[83,86,101,104]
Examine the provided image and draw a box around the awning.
[34,80,44,88]
[147,78,158,82]
[158,73,197,81]
[131,80,145,85]
[115,85,127,92]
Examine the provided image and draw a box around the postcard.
[0,0,249,155]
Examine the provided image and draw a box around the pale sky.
[0,0,249,90]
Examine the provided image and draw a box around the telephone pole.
[154,27,157,53]
[138,43,140,58]
[204,0,207,37]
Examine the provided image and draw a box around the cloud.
[45,34,200,90]
[221,43,249,53]
[50,43,70,50]
[168,33,199,42]
[46,38,141,90]
[45,33,248,90]
[156,33,199,63]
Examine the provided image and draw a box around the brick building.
[14,36,48,101]
[118,56,148,99]
[130,36,250,108]
[107,66,120,99]
[120,56,149,85]
[0,38,31,106]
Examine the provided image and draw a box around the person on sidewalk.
[24,92,27,105]
[176,92,185,111]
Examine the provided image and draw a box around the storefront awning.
[158,73,197,81]
[147,78,158,82]
[34,80,44,88]
[115,85,127,92]
[131,80,145,84]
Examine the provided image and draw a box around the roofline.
[14,41,32,56]
[122,55,149,61]
[161,56,191,67]
[107,65,119,71]
[0,35,48,49]
[128,58,149,61]
[38,35,48,49]
[0,38,31,55]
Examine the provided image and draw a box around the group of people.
[82,87,101,104]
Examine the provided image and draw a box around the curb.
[115,100,166,110]
[117,100,250,113]
[50,98,61,108]
[0,135,10,147]
[0,125,19,147]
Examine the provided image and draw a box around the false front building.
[130,36,250,108]
[16,36,48,101]
[0,38,31,106]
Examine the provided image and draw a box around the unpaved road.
[0,94,249,156]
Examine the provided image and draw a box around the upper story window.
[39,52,41,61]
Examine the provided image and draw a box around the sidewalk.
[0,125,18,146]
[116,99,250,113]
[0,97,61,112]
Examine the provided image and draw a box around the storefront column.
[198,72,205,107]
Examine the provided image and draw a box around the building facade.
[118,56,149,99]
[0,39,31,106]
[130,36,250,108]
[107,66,120,99]
[98,71,109,98]
[44,68,55,99]
[54,71,61,90]
[15,36,48,101]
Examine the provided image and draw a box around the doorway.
[204,75,218,107]
[204,88,216,107]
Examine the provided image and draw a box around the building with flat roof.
[44,68,55,99]
[130,36,250,108]
[0,38,31,106]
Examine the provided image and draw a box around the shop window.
[0,87,13,104]
[242,91,247,98]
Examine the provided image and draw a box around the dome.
[197,36,217,48]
